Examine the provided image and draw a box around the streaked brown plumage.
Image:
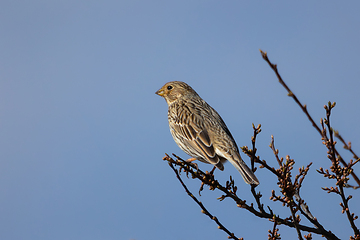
[156,81,259,185]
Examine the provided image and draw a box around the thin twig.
[324,105,360,236]
[168,161,242,240]
[289,200,303,240]
[334,131,360,163]
[269,136,303,239]
[250,124,265,213]
[268,219,281,240]
[339,184,360,236]
[259,49,360,188]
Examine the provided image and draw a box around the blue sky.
[1,1,359,239]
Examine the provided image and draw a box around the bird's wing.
[203,101,259,184]
[207,103,240,151]
[171,104,221,166]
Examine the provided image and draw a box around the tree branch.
[163,154,340,240]
[167,159,242,240]
[259,49,360,188]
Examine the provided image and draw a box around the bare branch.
[259,49,360,188]
[167,158,242,240]
[322,105,360,236]
[163,154,340,240]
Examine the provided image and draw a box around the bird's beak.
[155,89,165,96]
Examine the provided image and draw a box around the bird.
[155,81,259,185]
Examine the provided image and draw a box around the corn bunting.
[156,81,259,185]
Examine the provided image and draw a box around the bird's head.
[155,81,197,105]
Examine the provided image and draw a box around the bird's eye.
[167,85,173,90]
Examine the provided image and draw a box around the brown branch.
[244,125,329,239]
[164,154,340,240]
[250,123,261,172]
[259,49,360,188]
[334,131,360,164]
[269,136,304,239]
[268,134,337,240]
[167,160,242,240]
[339,184,360,236]
[289,200,303,240]
[323,105,360,236]
[334,131,360,190]
[246,122,349,240]
[249,124,265,213]
[268,218,281,240]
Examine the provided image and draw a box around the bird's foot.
[185,158,198,170]
[185,158,197,162]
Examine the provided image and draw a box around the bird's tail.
[229,155,259,185]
